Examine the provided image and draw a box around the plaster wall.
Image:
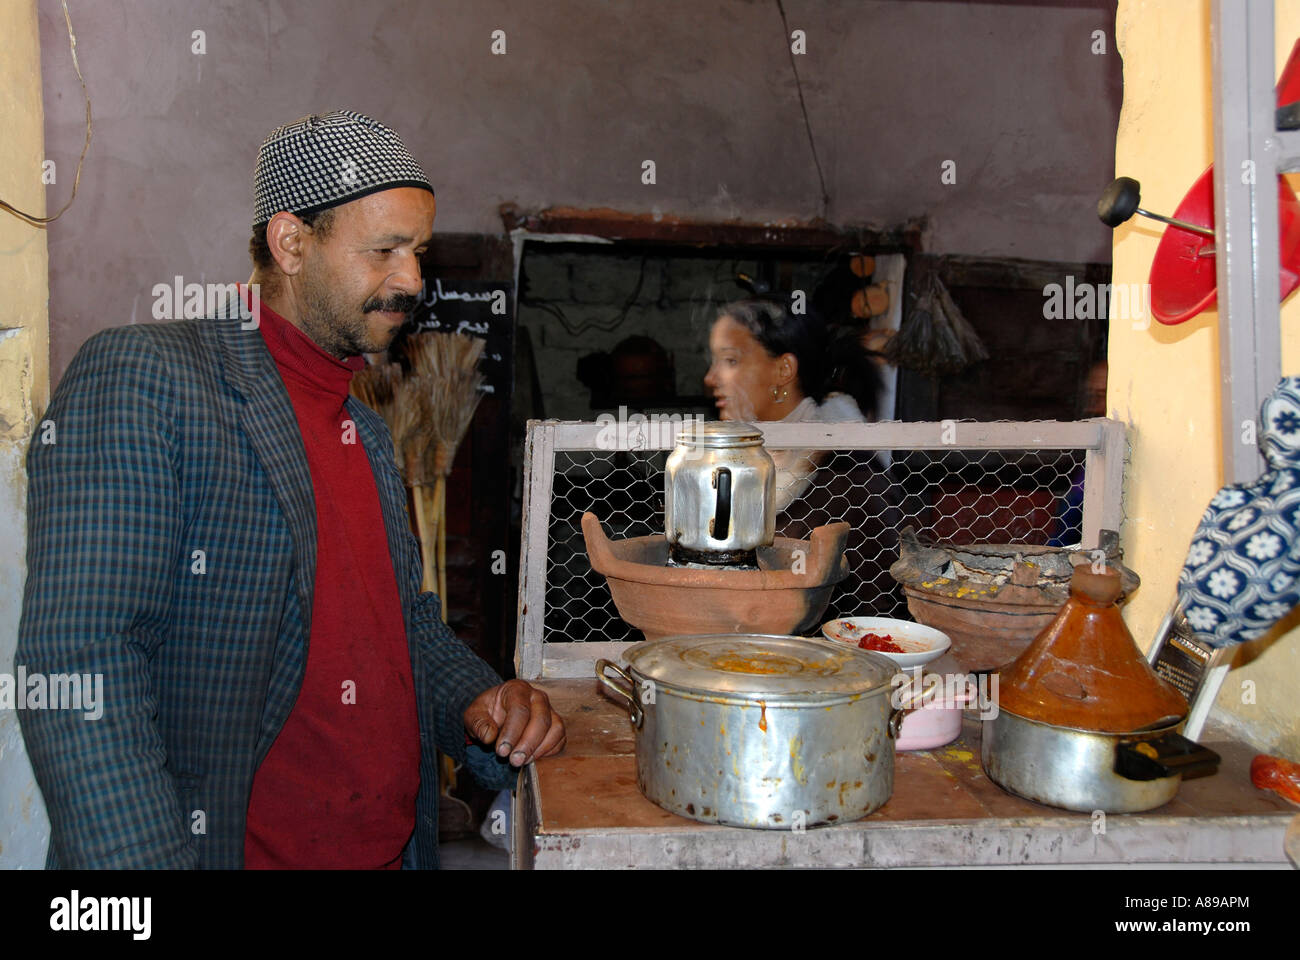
[1113,0,1300,755]
[38,0,1120,381]
[0,0,52,870]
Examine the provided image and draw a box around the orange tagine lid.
[997,565,1189,733]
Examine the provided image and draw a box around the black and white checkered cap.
[252,110,433,229]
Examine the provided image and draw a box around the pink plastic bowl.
[895,682,974,752]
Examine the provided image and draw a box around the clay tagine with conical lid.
[997,564,1189,733]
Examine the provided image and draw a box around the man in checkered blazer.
[17,112,565,869]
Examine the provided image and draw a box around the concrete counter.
[512,679,1296,869]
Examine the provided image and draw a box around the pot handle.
[596,659,644,729]
[886,675,926,738]
[887,707,908,740]
[1114,733,1221,782]
[711,467,731,541]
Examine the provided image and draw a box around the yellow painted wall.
[0,0,51,867]
[1115,0,1300,755]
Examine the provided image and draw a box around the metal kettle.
[664,420,775,565]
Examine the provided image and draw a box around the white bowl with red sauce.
[819,616,952,669]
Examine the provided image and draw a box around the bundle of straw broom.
[350,362,404,465]
[351,333,486,619]
[885,259,988,377]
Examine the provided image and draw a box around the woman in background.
[703,296,904,617]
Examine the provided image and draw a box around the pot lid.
[676,420,765,447]
[623,634,895,701]
[998,566,1189,733]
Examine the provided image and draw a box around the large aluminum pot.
[664,421,775,565]
[596,634,902,829]
[982,709,1221,813]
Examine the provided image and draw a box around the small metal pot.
[597,634,902,829]
[981,709,1221,813]
[664,421,775,566]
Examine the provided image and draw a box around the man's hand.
[464,680,566,767]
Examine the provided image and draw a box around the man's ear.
[265,212,309,278]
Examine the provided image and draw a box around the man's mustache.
[363,293,419,315]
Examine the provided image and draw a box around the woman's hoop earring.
[771,386,788,403]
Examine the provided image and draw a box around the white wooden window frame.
[514,417,1127,680]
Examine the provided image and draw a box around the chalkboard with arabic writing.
[406,277,514,395]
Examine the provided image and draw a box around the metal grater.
[1147,600,1231,741]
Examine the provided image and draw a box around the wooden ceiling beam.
[499,203,923,252]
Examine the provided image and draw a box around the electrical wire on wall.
[774,0,830,221]
[524,253,767,342]
[521,254,650,337]
[1,1,92,227]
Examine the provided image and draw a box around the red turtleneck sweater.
[244,298,420,869]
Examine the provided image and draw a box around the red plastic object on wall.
[1149,171,1300,324]
[1151,38,1300,325]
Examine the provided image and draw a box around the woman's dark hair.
[248,207,336,271]
[718,296,881,419]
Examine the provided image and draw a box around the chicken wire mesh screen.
[516,419,1126,679]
